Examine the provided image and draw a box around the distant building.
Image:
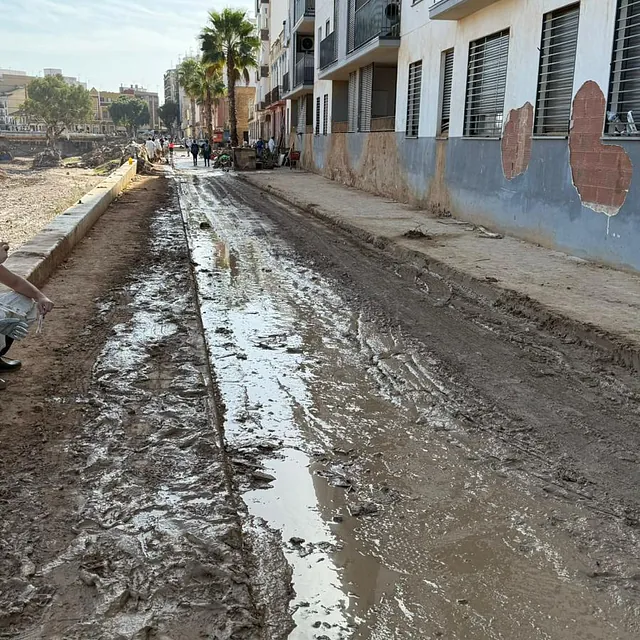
[119,84,159,129]
[0,69,33,129]
[164,69,179,104]
[43,68,87,89]
[88,88,125,135]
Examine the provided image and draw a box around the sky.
[0,0,253,100]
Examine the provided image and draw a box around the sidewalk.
[240,170,640,365]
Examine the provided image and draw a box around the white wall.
[396,0,619,138]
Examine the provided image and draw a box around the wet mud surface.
[174,161,640,638]
[0,175,264,639]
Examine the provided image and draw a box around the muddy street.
[0,161,638,640]
[175,160,640,639]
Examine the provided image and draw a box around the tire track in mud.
[174,164,640,639]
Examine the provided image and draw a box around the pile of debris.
[0,146,12,163]
[32,148,62,169]
[121,141,151,173]
[81,141,127,168]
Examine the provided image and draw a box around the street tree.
[108,96,150,138]
[195,64,226,143]
[200,9,259,147]
[19,74,92,146]
[178,58,201,139]
[158,100,180,135]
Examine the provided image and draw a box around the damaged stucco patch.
[569,80,632,216]
[501,102,534,180]
[324,132,355,186]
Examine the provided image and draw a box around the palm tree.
[194,64,226,143]
[178,58,200,138]
[200,9,259,147]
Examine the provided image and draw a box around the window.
[315,96,321,135]
[326,19,331,35]
[348,71,358,132]
[607,0,640,136]
[406,61,422,137]
[535,4,580,136]
[359,64,373,132]
[464,30,510,137]
[323,94,329,134]
[439,49,454,136]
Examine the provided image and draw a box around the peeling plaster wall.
[297,0,640,271]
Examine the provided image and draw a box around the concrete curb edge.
[4,160,138,289]
[237,172,640,372]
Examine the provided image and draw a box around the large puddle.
[176,165,636,639]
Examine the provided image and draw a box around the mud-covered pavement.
[175,160,640,639]
[1,161,639,639]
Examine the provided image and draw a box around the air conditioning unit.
[300,36,314,52]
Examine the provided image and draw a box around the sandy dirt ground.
[0,157,102,249]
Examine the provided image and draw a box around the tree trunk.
[190,98,197,138]
[206,87,213,143]
[227,60,238,148]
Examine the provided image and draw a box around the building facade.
[279,0,640,272]
[120,85,160,129]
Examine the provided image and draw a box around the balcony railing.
[283,72,290,94]
[294,54,314,87]
[264,91,272,107]
[320,31,337,69]
[261,28,269,41]
[260,65,269,78]
[272,86,280,103]
[352,0,401,52]
[294,0,315,24]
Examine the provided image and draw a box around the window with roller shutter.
[359,64,373,132]
[439,49,454,137]
[535,4,580,136]
[315,96,321,135]
[348,71,358,132]
[406,61,422,137]
[464,30,510,138]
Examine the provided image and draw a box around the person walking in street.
[268,135,276,155]
[190,140,200,166]
[145,137,156,163]
[203,139,212,167]
[0,242,54,391]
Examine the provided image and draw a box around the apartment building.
[120,85,160,129]
[282,0,639,271]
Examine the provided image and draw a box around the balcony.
[295,54,314,87]
[429,0,500,20]
[294,0,315,26]
[261,28,269,41]
[283,72,290,94]
[264,91,272,107]
[260,65,269,78]
[271,86,280,104]
[320,31,337,69]
[352,0,401,52]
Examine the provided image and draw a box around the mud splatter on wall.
[501,102,533,180]
[569,81,632,216]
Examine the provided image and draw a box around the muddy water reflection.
[177,171,636,640]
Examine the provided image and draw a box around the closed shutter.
[298,97,306,134]
[323,94,329,134]
[347,0,355,53]
[440,49,454,136]
[359,64,373,132]
[464,29,510,137]
[406,60,422,137]
[315,96,321,135]
[348,71,358,132]
[535,4,580,136]
[607,0,640,136]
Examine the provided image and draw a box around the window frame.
[463,29,510,138]
[437,48,454,138]
[315,95,321,135]
[534,3,580,137]
[405,60,422,138]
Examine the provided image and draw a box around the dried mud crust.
[0,175,267,638]
[211,175,640,603]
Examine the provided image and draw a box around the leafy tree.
[19,74,92,146]
[108,96,150,138]
[158,99,180,135]
[201,9,259,147]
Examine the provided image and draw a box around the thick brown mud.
[174,160,640,639]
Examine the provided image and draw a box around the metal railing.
[264,91,272,106]
[283,72,290,94]
[352,0,401,52]
[272,86,280,103]
[294,54,315,87]
[261,28,269,41]
[320,31,337,69]
[294,0,315,24]
[260,65,269,78]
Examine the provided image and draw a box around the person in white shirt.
[268,136,276,155]
[145,137,156,163]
